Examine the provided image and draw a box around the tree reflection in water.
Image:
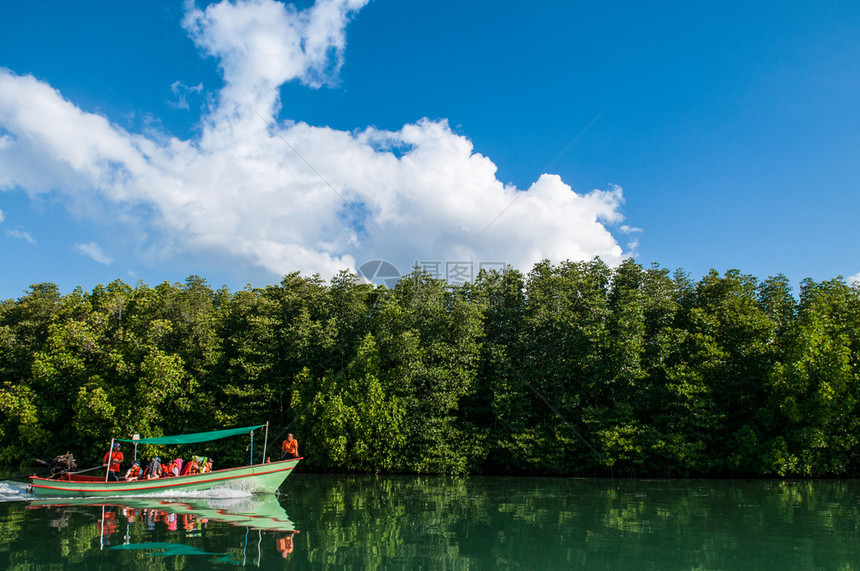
[284,475,860,569]
[3,475,860,568]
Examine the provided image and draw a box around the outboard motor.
[35,453,78,479]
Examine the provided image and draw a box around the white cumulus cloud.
[6,229,36,244]
[74,242,113,265]
[0,0,632,282]
[168,80,204,110]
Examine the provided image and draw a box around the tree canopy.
[2,260,859,476]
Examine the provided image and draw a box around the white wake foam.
[133,486,254,500]
[0,481,31,502]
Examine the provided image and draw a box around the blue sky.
[1,0,859,299]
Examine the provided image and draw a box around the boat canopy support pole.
[105,438,115,483]
[261,422,269,464]
[249,430,254,467]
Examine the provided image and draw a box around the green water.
[1,474,859,569]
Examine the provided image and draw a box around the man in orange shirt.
[102,443,123,481]
[281,433,299,460]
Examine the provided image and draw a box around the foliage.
[1,260,859,476]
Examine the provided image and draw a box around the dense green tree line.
[2,259,859,476]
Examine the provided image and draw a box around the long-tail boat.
[28,424,300,498]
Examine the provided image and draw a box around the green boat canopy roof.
[115,424,265,445]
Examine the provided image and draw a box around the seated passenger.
[171,458,183,477]
[183,457,200,475]
[161,459,175,477]
[124,460,142,481]
[201,458,214,473]
[145,457,162,479]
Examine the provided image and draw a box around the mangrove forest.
[2,258,859,477]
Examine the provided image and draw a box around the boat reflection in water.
[27,494,299,564]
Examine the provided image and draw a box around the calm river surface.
[1,474,859,569]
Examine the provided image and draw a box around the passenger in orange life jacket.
[184,457,200,475]
[160,459,174,477]
[124,460,142,481]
